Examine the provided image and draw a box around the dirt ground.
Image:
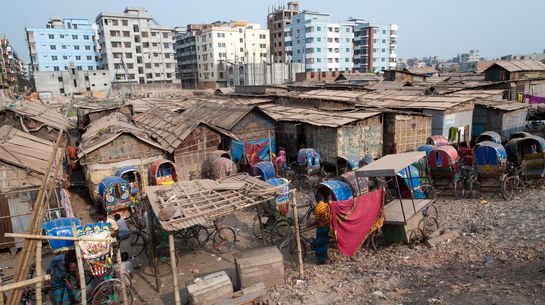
[1,185,545,305]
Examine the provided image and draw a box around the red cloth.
[244,141,269,169]
[330,188,384,257]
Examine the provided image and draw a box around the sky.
[1,0,544,63]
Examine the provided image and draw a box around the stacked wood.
[187,271,234,305]
[234,246,284,289]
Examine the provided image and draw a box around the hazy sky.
[2,0,544,63]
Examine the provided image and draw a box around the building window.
[85,46,91,50]
[52,56,58,60]
[74,45,80,50]
[86,56,92,60]
[123,31,130,37]
[60,34,65,38]
[76,56,81,60]
[124,42,131,48]
[122,20,128,26]
[382,30,387,34]
[77,66,82,71]
[50,45,56,50]
[63,56,68,60]
[163,32,169,38]
[317,26,321,31]
[88,66,94,70]
[345,58,349,62]
[84,35,90,40]
[125,53,133,59]
[48,34,54,39]
[72,35,78,39]
[61,45,67,49]
[53,66,60,71]
[346,28,351,33]
[151,32,157,37]
[163,43,169,48]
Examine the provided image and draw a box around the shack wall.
[304,126,337,165]
[174,126,222,180]
[336,115,383,160]
[0,162,43,193]
[231,110,276,142]
[383,113,431,155]
[501,108,527,138]
[275,122,299,158]
[0,112,64,142]
[424,109,473,142]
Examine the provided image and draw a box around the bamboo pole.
[168,234,181,305]
[255,204,266,247]
[0,271,4,305]
[291,191,304,276]
[148,205,161,293]
[115,247,129,305]
[72,224,87,305]
[8,138,64,305]
[3,233,108,242]
[35,241,42,305]
[0,275,51,293]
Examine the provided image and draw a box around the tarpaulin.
[231,136,276,163]
[330,188,384,257]
[524,94,545,105]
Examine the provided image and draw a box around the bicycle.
[454,162,478,199]
[502,161,527,200]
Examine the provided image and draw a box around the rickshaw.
[339,171,369,196]
[335,153,362,176]
[472,141,512,199]
[476,131,501,144]
[250,161,276,181]
[114,166,142,196]
[418,145,436,157]
[203,150,231,178]
[211,157,237,180]
[43,219,132,305]
[149,159,177,186]
[356,151,439,243]
[509,132,532,141]
[427,145,461,195]
[315,180,354,202]
[426,135,448,147]
[97,176,132,218]
[292,148,323,193]
[503,135,545,197]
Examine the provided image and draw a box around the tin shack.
[0,125,64,250]
[382,110,433,155]
[472,100,528,141]
[77,112,164,200]
[260,104,383,164]
[134,107,237,180]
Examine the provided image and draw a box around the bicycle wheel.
[270,221,292,249]
[252,214,270,239]
[212,227,236,253]
[187,225,209,249]
[91,279,133,305]
[128,204,146,230]
[298,175,312,193]
[454,178,465,199]
[118,231,147,258]
[420,183,437,201]
[288,236,308,258]
[501,176,525,200]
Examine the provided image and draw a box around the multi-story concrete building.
[96,7,176,84]
[351,19,398,73]
[267,1,300,63]
[0,34,26,92]
[286,11,354,72]
[174,24,204,89]
[34,63,112,98]
[25,17,99,73]
[195,21,270,88]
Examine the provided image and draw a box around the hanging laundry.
[330,188,384,257]
[524,94,545,105]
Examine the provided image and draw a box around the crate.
[187,271,234,305]
[234,246,285,289]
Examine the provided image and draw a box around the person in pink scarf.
[274,148,287,178]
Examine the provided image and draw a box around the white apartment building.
[95,7,176,84]
[195,21,270,88]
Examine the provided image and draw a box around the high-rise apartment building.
[25,17,99,72]
[351,19,398,73]
[267,1,300,63]
[195,21,269,88]
[286,11,354,72]
[96,7,176,84]
[1,34,26,92]
[174,24,204,89]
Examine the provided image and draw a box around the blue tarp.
[398,165,425,199]
[252,161,276,181]
[317,180,353,201]
[231,136,276,163]
[418,145,436,156]
[474,141,507,166]
[42,218,81,254]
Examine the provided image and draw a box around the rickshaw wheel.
[298,175,312,193]
[419,216,439,238]
[252,215,271,239]
[364,230,379,251]
[420,183,437,201]
[270,221,292,249]
[469,177,481,199]
[408,228,424,247]
[454,179,465,199]
[423,204,438,220]
[288,236,308,259]
[118,231,147,258]
[91,278,133,305]
[501,176,525,200]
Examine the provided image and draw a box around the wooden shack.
[0,125,64,250]
[472,100,528,141]
[77,112,164,200]
[134,107,236,180]
[180,102,276,164]
[483,60,545,82]
[275,89,359,111]
[76,103,133,130]
[383,111,432,155]
[0,99,73,142]
[260,104,383,164]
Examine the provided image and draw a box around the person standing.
[313,193,331,264]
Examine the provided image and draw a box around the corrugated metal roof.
[1,99,73,130]
[355,93,475,111]
[475,100,529,111]
[133,107,238,153]
[0,124,61,175]
[259,104,381,128]
[146,173,278,231]
[488,60,545,72]
[295,89,364,103]
[179,102,265,131]
[78,112,162,158]
[404,67,439,75]
[129,97,196,113]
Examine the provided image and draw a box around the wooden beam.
[72,223,87,305]
[115,247,129,305]
[169,234,181,305]
[4,233,109,242]
[35,241,42,305]
[0,275,50,293]
[291,191,304,276]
